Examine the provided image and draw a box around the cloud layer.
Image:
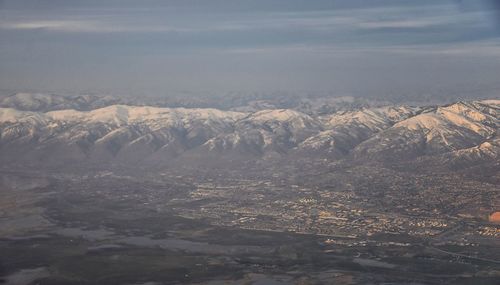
[0,0,500,100]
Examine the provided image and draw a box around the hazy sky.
[1,0,500,99]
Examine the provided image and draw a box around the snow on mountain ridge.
[478,99,500,106]
[325,106,418,130]
[247,109,313,122]
[395,102,497,136]
[0,108,48,124]
[45,105,246,126]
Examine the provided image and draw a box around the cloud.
[0,19,200,33]
[0,14,359,34]
[358,19,445,29]
[224,41,500,57]
[2,20,97,32]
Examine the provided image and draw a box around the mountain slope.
[353,100,499,160]
[298,106,419,157]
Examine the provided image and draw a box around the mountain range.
[0,94,498,171]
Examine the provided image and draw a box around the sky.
[1,0,500,100]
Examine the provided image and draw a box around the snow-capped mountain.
[0,92,401,114]
[353,101,499,160]
[298,106,419,156]
[0,100,497,169]
[203,109,322,155]
[0,93,121,112]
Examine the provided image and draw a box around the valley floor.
[0,166,498,285]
